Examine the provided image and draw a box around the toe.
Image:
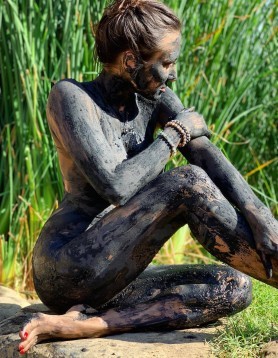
[19,334,39,354]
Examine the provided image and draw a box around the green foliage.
[0,0,108,289]
[172,0,277,208]
[212,279,278,357]
[0,0,277,295]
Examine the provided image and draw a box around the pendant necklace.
[120,109,143,153]
[95,79,143,153]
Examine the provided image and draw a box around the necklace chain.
[94,80,143,152]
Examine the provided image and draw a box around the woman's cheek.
[150,64,168,84]
[133,66,153,90]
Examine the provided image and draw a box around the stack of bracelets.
[159,108,192,157]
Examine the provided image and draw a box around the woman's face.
[131,31,181,99]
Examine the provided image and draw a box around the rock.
[260,341,278,357]
[0,303,220,357]
[0,286,30,322]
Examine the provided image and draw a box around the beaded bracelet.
[159,131,177,157]
[173,120,191,145]
[165,121,186,147]
[165,120,191,147]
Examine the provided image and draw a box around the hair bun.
[118,0,142,12]
[95,0,181,64]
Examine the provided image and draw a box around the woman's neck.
[96,70,135,111]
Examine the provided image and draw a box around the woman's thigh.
[101,264,252,314]
[33,166,195,311]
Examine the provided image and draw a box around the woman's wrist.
[165,120,191,147]
[163,126,181,144]
[158,127,180,157]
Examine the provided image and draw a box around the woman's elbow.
[94,173,140,206]
[102,185,131,207]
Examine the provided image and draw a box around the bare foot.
[18,304,108,354]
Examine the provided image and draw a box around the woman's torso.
[48,79,161,217]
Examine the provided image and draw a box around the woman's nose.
[167,68,177,82]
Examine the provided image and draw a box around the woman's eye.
[163,61,176,68]
[163,62,172,68]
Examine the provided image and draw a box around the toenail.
[24,332,28,339]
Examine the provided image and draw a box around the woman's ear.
[123,51,137,73]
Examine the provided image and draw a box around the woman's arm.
[47,80,182,206]
[159,87,278,263]
[159,88,266,209]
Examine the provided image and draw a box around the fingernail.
[19,344,24,350]
[20,349,25,355]
[24,332,28,339]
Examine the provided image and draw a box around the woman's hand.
[245,204,278,278]
[159,88,210,139]
[172,110,211,140]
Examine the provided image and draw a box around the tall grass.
[0,0,277,293]
[0,0,107,291]
[212,279,278,357]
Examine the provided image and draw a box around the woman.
[18,0,277,354]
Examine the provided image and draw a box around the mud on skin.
[15,3,278,355]
[32,75,278,316]
[16,93,277,356]
[19,42,277,355]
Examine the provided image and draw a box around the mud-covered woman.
[18,0,278,354]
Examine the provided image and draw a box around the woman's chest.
[100,95,159,158]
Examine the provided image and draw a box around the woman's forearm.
[159,88,265,221]
[181,136,265,218]
[159,88,277,265]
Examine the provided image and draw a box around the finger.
[258,251,273,279]
[181,107,195,113]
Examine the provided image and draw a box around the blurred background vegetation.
[0,0,277,296]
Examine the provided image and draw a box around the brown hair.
[95,0,181,64]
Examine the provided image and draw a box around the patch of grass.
[211,279,278,357]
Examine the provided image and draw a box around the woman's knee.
[223,268,252,314]
[160,164,209,193]
[170,164,207,179]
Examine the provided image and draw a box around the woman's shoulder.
[47,79,102,115]
[47,79,102,127]
[49,79,93,99]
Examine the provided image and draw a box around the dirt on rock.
[260,341,278,357]
[0,286,222,358]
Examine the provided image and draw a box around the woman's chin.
[138,88,165,101]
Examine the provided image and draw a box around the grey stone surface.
[0,303,218,358]
[0,285,30,322]
[1,288,276,357]
[0,328,217,358]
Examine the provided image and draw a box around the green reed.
[156,0,277,264]
[0,0,277,293]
